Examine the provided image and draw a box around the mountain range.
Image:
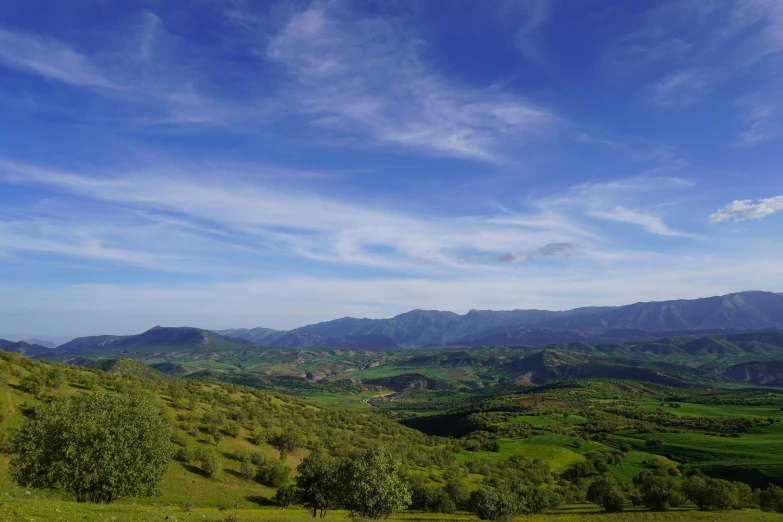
[2,291,782,354]
[217,291,783,348]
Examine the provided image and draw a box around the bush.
[257,459,290,487]
[202,453,223,480]
[240,460,256,481]
[10,392,172,503]
[182,500,195,512]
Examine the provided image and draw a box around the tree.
[275,485,299,507]
[258,459,290,487]
[633,470,683,511]
[340,446,412,519]
[469,487,520,521]
[600,488,626,512]
[563,461,593,481]
[683,475,737,511]
[10,392,172,503]
[296,451,339,518]
[760,485,783,513]
[444,478,470,510]
[586,476,625,512]
[521,487,562,514]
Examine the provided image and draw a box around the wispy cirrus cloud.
[647,70,708,108]
[266,5,562,162]
[0,29,121,89]
[497,0,555,64]
[709,196,783,223]
[587,206,703,239]
[0,20,235,125]
[538,175,702,239]
[0,159,598,274]
[611,0,783,134]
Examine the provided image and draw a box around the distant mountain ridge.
[53,326,254,356]
[0,339,53,357]
[218,291,783,348]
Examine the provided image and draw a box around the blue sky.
[1,0,782,337]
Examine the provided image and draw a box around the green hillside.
[4,348,783,520]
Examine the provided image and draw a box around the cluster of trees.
[601,402,768,437]
[579,466,783,514]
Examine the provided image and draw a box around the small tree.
[444,478,470,510]
[760,485,783,513]
[340,446,412,519]
[258,459,290,487]
[469,487,520,521]
[275,485,299,507]
[10,392,172,503]
[296,451,339,518]
[586,476,625,512]
[683,475,737,511]
[633,470,683,511]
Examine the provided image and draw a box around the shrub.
[257,459,290,487]
[202,453,223,480]
[240,460,256,481]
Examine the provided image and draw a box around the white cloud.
[709,196,783,223]
[266,6,562,162]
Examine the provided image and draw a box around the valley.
[4,292,783,520]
